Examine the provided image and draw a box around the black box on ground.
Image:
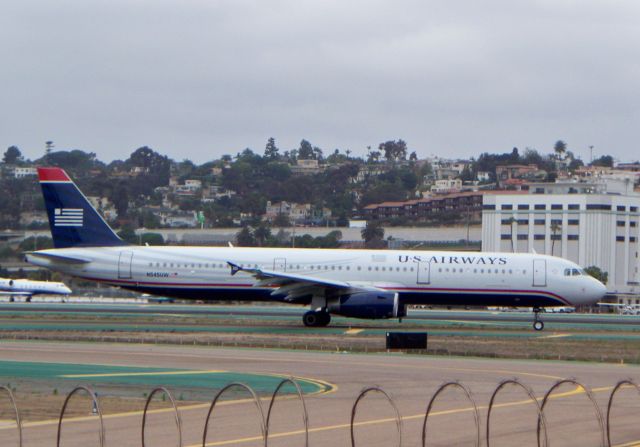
[385,332,427,350]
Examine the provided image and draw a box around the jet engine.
[329,291,406,319]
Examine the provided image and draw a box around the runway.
[2,302,640,328]
[1,341,640,446]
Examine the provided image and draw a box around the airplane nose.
[586,279,607,304]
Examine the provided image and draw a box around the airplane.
[25,167,607,330]
[0,277,71,301]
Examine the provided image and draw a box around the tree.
[264,137,279,160]
[379,140,407,162]
[584,266,608,285]
[554,140,567,159]
[273,213,290,227]
[2,146,23,164]
[592,155,614,168]
[253,223,272,247]
[236,226,256,246]
[361,221,385,248]
[298,140,314,160]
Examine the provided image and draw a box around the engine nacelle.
[329,291,406,319]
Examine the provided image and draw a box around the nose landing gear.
[533,307,544,331]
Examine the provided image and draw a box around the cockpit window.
[565,267,586,276]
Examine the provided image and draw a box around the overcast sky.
[1,0,638,164]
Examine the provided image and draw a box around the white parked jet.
[0,277,71,301]
[25,168,606,330]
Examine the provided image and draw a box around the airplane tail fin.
[37,167,128,248]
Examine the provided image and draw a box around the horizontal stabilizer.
[26,251,91,264]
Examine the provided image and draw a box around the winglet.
[228,262,242,276]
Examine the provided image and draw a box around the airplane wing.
[227,262,382,302]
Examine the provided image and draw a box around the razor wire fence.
[2,378,640,446]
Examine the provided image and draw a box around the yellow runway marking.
[0,373,336,431]
[190,385,592,447]
[344,329,364,335]
[537,333,572,339]
[60,369,227,378]
[0,344,570,381]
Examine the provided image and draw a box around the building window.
[518,204,530,210]
[617,206,626,212]
[587,204,612,210]
[534,219,546,225]
[631,207,638,212]
[551,234,562,241]
[630,237,637,243]
[501,219,513,225]
[534,204,546,210]
[550,219,562,225]
[517,219,528,225]
[534,188,545,194]
[568,235,579,241]
[517,234,528,240]
[631,221,637,227]
[568,204,580,210]
[617,221,626,227]
[501,234,511,240]
[483,204,496,210]
[534,234,545,240]
[501,204,513,210]
[568,219,579,225]
[551,204,563,210]
[616,236,625,242]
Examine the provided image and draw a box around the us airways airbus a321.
[25,167,606,330]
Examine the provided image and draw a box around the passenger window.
[572,269,580,276]
[564,268,571,276]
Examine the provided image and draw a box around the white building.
[5,166,38,178]
[431,179,462,194]
[482,185,640,300]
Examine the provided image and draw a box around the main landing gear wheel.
[303,310,331,327]
[532,307,544,331]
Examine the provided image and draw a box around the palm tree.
[506,217,516,253]
[550,222,561,255]
[554,140,567,160]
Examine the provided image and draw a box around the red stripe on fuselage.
[37,167,71,182]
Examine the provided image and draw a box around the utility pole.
[589,145,594,164]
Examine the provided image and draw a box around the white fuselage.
[0,278,71,296]
[25,246,606,308]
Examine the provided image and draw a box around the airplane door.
[273,258,287,272]
[118,251,134,279]
[532,259,547,287]
[417,261,431,285]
